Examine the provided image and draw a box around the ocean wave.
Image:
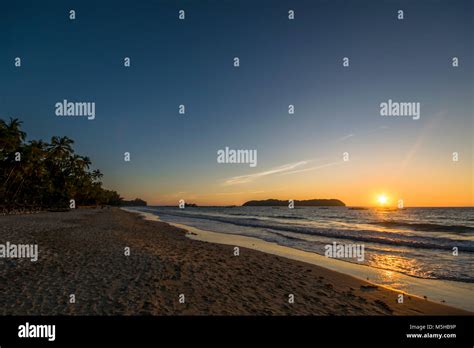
[273,214,307,220]
[145,209,474,252]
[227,212,307,220]
[369,221,474,233]
[268,230,474,283]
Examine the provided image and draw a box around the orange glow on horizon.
[113,158,473,207]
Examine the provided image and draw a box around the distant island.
[121,198,147,207]
[242,199,345,207]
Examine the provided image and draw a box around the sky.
[1,0,472,206]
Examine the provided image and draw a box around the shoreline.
[122,208,472,314]
[1,207,470,315]
[124,208,474,312]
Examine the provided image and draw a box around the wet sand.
[0,208,470,315]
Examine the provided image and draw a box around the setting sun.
[377,194,389,206]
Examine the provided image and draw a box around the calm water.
[134,206,474,283]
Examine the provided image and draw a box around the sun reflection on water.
[368,253,432,280]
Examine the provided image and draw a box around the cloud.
[223,160,309,185]
[335,126,390,143]
[336,133,355,142]
[279,161,342,175]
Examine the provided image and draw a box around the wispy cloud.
[336,133,355,142]
[223,160,309,185]
[336,126,389,143]
[279,161,343,175]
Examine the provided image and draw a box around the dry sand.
[0,208,470,315]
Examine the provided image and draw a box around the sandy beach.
[0,208,470,315]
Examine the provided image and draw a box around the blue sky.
[1,0,472,205]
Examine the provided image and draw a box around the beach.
[0,208,470,316]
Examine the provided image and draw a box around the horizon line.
[131,204,474,208]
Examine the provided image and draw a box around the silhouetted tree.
[0,117,125,211]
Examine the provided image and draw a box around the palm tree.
[48,136,74,162]
[1,117,124,211]
[0,118,26,152]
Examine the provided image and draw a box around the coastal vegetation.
[1,118,124,212]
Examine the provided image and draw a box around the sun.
[377,194,388,205]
